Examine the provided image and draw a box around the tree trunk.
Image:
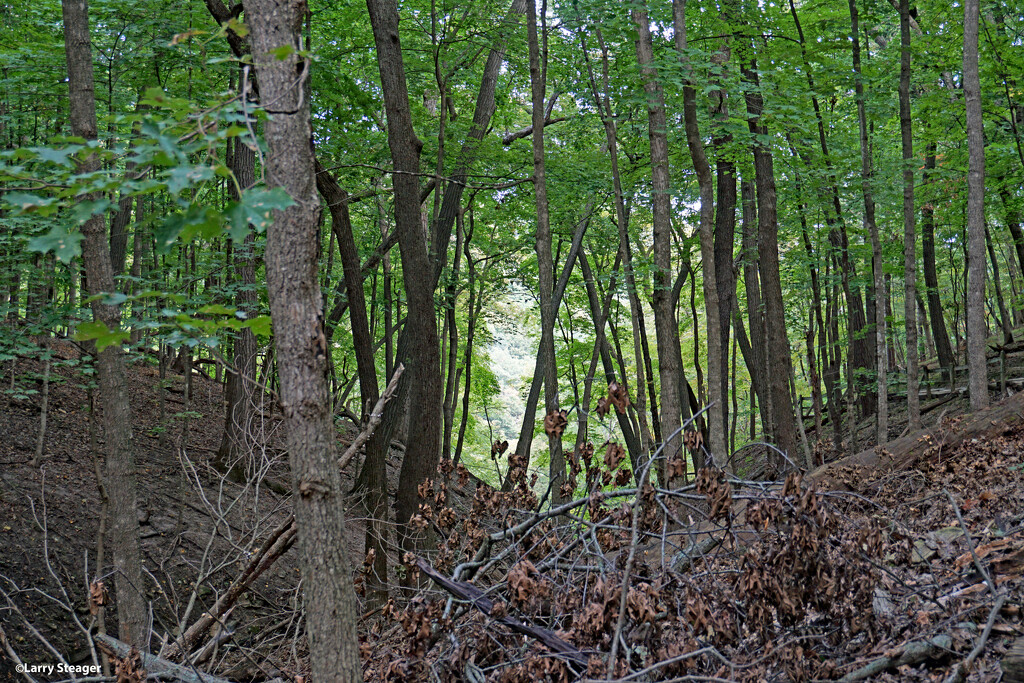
[61,0,148,649]
[244,0,361,677]
[921,148,955,377]
[963,0,989,410]
[742,57,797,466]
[634,1,687,471]
[899,0,920,430]
[526,0,565,503]
[673,0,722,466]
[217,123,258,478]
[850,0,887,444]
[365,0,444,572]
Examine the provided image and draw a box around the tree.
[964,0,988,411]
[243,0,362,678]
[61,0,149,650]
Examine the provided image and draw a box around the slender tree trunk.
[366,0,444,571]
[849,0,887,444]
[61,0,148,649]
[673,0,722,466]
[987,225,1014,344]
[964,0,989,410]
[526,0,565,503]
[217,126,258,477]
[921,148,955,377]
[245,1,361,677]
[742,57,797,466]
[899,0,920,429]
[634,2,687,471]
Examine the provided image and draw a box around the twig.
[942,592,1007,683]
[836,635,952,682]
[337,363,405,471]
[96,634,238,683]
[0,621,37,682]
[416,556,589,670]
[944,489,997,596]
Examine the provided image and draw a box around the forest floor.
[0,338,1023,681]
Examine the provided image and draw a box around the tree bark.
[921,148,955,377]
[963,0,989,410]
[673,0,722,466]
[850,0,887,444]
[899,0,920,430]
[634,1,687,469]
[61,0,149,650]
[742,57,797,466]
[244,0,361,678]
[365,0,444,571]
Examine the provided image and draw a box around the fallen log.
[810,390,1024,491]
[836,635,952,682]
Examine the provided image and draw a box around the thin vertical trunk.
[634,1,687,471]
[246,1,361,677]
[899,0,920,429]
[849,0,887,444]
[673,0,722,464]
[921,148,955,376]
[366,0,444,571]
[742,56,797,466]
[526,0,565,503]
[964,0,989,410]
[61,0,148,649]
[739,179,771,437]
[987,225,1014,344]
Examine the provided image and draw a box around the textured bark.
[673,0,722,465]
[742,58,797,465]
[526,0,565,503]
[365,0,443,572]
[244,0,361,678]
[315,161,390,608]
[217,131,258,477]
[899,0,920,430]
[987,225,1014,344]
[921,148,955,376]
[634,2,687,468]
[61,0,148,649]
[850,0,887,443]
[577,26,656,460]
[963,0,989,410]
[739,179,771,437]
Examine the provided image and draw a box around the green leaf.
[224,186,294,240]
[74,321,129,352]
[5,192,57,213]
[242,315,272,337]
[199,304,236,315]
[27,225,84,264]
[269,44,295,60]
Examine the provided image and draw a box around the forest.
[2,0,1024,680]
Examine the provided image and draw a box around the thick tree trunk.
[634,2,687,471]
[963,0,989,410]
[61,0,148,649]
[365,0,444,572]
[850,0,887,444]
[244,1,361,678]
[899,0,921,430]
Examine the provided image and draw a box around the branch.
[338,363,405,471]
[415,556,589,669]
[95,634,238,683]
[836,635,952,682]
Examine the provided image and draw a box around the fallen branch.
[338,363,404,472]
[943,592,1007,683]
[416,556,590,669]
[161,516,297,662]
[836,635,952,682]
[95,634,237,683]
